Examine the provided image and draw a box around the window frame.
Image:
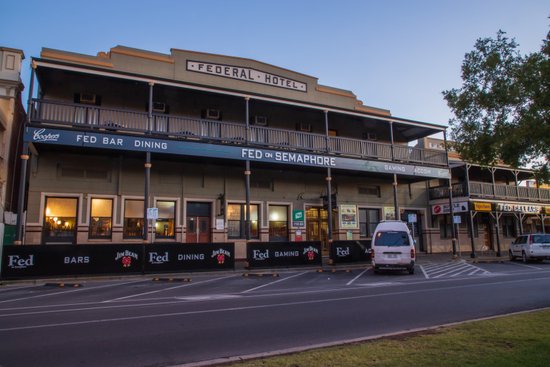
[88,197,114,239]
[227,203,260,240]
[43,196,79,244]
[123,199,145,239]
[155,200,176,239]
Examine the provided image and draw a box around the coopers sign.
[187,61,307,92]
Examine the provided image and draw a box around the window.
[89,198,113,239]
[359,208,380,238]
[43,197,78,243]
[374,231,410,247]
[155,201,176,238]
[269,205,288,242]
[227,203,259,239]
[124,199,144,238]
[358,186,380,197]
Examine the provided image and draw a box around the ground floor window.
[43,197,78,243]
[359,208,380,238]
[155,200,176,238]
[89,198,113,239]
[269,205,288,241]
[124,199,144,238]
[227,203,259,239]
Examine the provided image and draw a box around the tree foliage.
[443,29,549,183]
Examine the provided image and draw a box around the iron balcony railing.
[429,181,550,203]
[30,99,448,166]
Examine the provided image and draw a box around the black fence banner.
[144,243,234,272]
[329,240,372,263]
[1,243,235,279]
[246,241,322,268]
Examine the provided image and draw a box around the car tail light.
[411,248,416,259]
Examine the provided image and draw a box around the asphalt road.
[1,258,550,367]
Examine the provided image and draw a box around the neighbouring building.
[419,137,550,256]
[0,47,25,245]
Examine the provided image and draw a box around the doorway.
[306,206,329,253]
[186,202,212,243]
[401,210,424,252]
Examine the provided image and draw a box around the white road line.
[508,262,544,270]
[426,262,466,276]
[4,275,550,332]
[0,280,145,304]
[420,265,430,279]
[241,272,307,294]
[104,275,237,302]
[346,268,369,286]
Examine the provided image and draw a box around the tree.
[443,29,549,183]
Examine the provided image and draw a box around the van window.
[375,231,410,247]
[532,235,550,244]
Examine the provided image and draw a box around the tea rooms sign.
[187,60,307,92]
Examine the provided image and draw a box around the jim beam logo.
[115,250,139,268]
[212,248,231,265]
[303,246,319,261]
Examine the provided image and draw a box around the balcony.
[429,181,550,203]
[30,99,448,167]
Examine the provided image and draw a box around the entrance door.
[401,210,424,252]
[306,207,329,252]
[186,202,212,243]
[482,215,494,251]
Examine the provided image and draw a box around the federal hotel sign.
[26,127,450,179]
[187,61,308,92]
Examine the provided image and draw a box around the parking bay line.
[0,279,146,305]
[241,272,307,294]
[104,275,238,302]
[346,268,369,286]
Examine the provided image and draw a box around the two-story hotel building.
[15,45,519,259]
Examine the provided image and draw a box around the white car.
[371,221,415,274]
[509,234,550,262]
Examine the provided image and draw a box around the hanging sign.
[496,203,541,214]
[473,202,492,212]
[431,202,468,215]
[292,210,305,228]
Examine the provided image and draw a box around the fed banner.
[330,240,372,264]
[246,241,322,268]
[144,243,234,272]
[1,243,235,279]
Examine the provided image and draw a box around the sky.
[2,0,549,128]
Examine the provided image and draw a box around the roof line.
[32,58,447,132]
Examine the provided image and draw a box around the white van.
[371,221,415,274]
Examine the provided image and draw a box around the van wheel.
[373,266,380,274]
[509,250,516,261]
[408,266,415,275]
